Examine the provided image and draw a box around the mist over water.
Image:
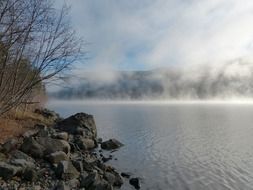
[52,58,253,100]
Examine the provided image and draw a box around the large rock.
[10,150,35,163]
[57,113,97,139]
[36,137,71,156]
[55,161,80,180]
[47,151,69,164]
[21,137,70,158]
[9,159,35,169]
[21,137,45,158]
[101,139,124,150]
[0,162,21,180]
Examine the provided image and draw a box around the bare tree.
[0,0,83,115]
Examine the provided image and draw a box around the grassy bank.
[0,110,55,144]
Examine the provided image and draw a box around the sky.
[57,0,253,72]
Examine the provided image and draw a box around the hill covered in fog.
[50,59,253,100]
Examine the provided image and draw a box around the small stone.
[121,172,131,178]
[101,139,124,150]
[129,178,141,189]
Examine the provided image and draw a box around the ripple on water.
[48,102,253,190]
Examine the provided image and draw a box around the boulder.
[9,159,35,169]
[55,161,80,180]
[101,139,124,150]
[57,113,97,139]
[47,151,69,164]
[0,162,21,180]
[21,137,45,158]
[10,150,35,163]
[36,137,71,156]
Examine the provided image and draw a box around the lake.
[48,101,253,190]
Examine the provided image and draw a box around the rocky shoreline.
[0,109,140,190]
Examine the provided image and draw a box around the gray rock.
[97,138,103,144]
[80,171,113,190]
[36,137,71,156]
[66,178,80,189]
[23,168,37,182]
[53,132,69,141]
[72,160,83,173]
[10,150,35,163]
[129,178,141,189]
[9,159,35,169]
[104,172,123,187]
[121,172,131,178]
[57,113,97,139]
[21,137,45,158]
[34,108,61,122]
[54,181,70,190]
[0,162,21,180]
[75,138,96,150]
[2,139,19,153]
[47,151,69,164]
[0,152,7,161]
[37,128,50,137]
[22,129,39,138]
[79,172,98,188]
[55,161,80,180]
[101,139,124,150]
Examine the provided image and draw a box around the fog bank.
[50,59,253,100]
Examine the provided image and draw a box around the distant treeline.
[51,60,253,100]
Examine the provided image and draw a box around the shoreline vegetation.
[0,108,140,190]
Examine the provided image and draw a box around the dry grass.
[0,110,54,144]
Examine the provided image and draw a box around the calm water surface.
[48,101,253,190]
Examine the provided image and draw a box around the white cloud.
[57,0,253,70]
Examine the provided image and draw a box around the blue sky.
[58,0,253,72]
